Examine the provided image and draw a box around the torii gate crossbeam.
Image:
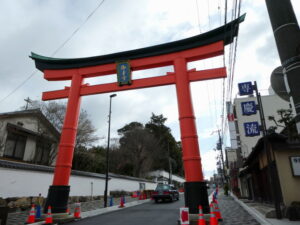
[30,14,244,215]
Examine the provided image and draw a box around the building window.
[35,140,51,165]
[4,132,27,160]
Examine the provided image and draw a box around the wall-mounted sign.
[241,101,257,115]
[238,82,253,95]
[290,156,300,176]
[244,122,260,136]
[116,61,132,86]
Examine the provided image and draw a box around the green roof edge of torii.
[30,14,246,72]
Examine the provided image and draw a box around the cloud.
[201,150,218,179]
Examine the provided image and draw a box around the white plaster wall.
[0,167,157,198]
[234,95,293,157]
[69,175,105,197]
[109,177,157,192]
[0,167,52,198]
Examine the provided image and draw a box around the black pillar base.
[44,185,70,214]
[184,181,209,214]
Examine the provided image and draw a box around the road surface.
[68,189,214,225]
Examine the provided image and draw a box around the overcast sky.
[0,0,299,179]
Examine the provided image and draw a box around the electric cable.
[0,0,106,104]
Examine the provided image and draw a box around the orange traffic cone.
[74,203,81,219]
[209,204,218,225]
[213,202,223,221]
[66,207,70,215]
[44,206,53,224]
[119,196,125,208]
[26,204,36,224]
[198,205,206,225]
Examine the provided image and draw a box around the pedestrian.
[36,193,42,219]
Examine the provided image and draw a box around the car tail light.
[152,191,158,195]
[163,191,170,195]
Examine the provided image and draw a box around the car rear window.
[155,185,170,191]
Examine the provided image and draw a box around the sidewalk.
[6,195,144,225]
[216,192,260,225]
[230,192,299,225]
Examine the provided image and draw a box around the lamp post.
[104,93,117,208]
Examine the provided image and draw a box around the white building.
[0,109,59,165]
[147,170,185,186]
[231,94,292,158]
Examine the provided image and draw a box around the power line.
[0,70,37,103]
[51,0,106,57]
[195,0,201,33]
[0,0,106,104]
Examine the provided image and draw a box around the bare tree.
[22,100,99,149]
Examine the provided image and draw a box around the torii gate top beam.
[31,14,245,73]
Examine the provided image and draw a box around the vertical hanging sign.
[244,122,260,136]
[241,101,257,115]
[238,82,253,95]
[116,61,132,86]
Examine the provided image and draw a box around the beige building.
[0,109,59,165]
[240,133,300,207]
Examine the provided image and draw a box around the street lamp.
[104,93,117,208]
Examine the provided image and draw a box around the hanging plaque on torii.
[30,14,245,214]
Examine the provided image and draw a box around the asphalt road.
[68,197,184,225]
[68,189,214,225]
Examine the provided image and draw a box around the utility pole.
[167,142,173,185]
[216,130,227,184]
[265,0,300,134]
[24,97,32,110]
[104,94,117,208]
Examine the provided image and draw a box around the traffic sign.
[241,101,257,115]
[244,122,260,136]
[238,82,253,95]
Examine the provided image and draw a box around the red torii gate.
[31,15,244,214]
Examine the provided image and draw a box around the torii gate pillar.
[175,58,209,212]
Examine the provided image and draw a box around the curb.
[81,199,151,219]
[230,192,272,225]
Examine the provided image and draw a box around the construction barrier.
[118,196,125,208]
[26,204,36,224]
[36,205,42,220]
[109,196,114,207]
[212,202,223,222]
[209,204,218,225]
[74,203,81,219]
[180,207,189,225]
[198,205,206,225]
[44,206,53,224]
[66,207,70,215]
